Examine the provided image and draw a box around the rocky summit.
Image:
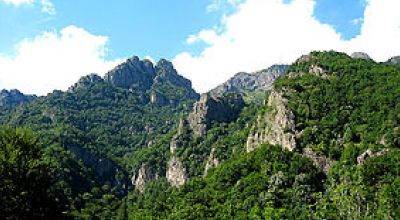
[351,52,372,60]
[209,64,287,97]
[0,89,36,108]
[386,55,400,67]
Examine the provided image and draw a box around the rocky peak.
[351,52,372,60]
[209,64,287,97]
[104,56,156,90]
[188,93,245,137]
[153,59,196,96]
[69,73,104,91]
[386,56,400,67]
[0,89,36,108]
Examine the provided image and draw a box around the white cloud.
[0,26,123,95]
[0,0,33,6]
[40,0,55,15]
[1,0,55,15]
[173,0,400,93]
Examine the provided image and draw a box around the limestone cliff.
[166,117,188,187]
[188,93,245,137]
[246,89,297,152]
[166,156,187,187]
[131,164,158,193]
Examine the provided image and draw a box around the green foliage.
[127,145,325,219]
[276,51,400,158]
[0,128,66,219]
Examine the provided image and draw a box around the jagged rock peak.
[0,89,36,108]
[188,93,245,137]
[209,64,287,97]
[351,52,372,60]
[153,59,196,96]
[104,56,156,90]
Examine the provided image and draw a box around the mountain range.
[1,51,399,219]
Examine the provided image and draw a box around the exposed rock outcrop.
[357,148,390,165]
[302,148,334,173]
[386,56,400,67]
[170,118,187,153]
[188,93,245,137]
[351,52,372,60]
[0,89,36,108]
[104,56,199,103]
[69,73,104,91]
[209,65,287,97]
[131,164,158,193]
[105,56,156,90]
[203,147,220,177]
[246,89,297,152]
[166,156,187,187]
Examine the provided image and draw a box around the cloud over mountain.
[173,0,400,93]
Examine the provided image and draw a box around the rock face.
[203,147,220,177]
[166,117,188,187]
[351,52,372,60]
[302,148,334,173]
[386,56,400,67]
[209,65,287,97]
[246,89,297,152]
[104,56,156,90]
[132,164,158,193]
[357,148,390,165]
[0,89,36,108]
[166,156,187,187]
[188,93,245,137]
[69,73,104,91]
[104,56,199,102]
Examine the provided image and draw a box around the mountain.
[0,89,36,109]
[1,51,399,219]
[351,52,372,60]
[386,55,400,67]
[209,64,287,97]
[124,51,400,219]
[0,56,199,218]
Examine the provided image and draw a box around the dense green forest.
[1,51,399,219]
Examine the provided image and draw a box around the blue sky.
[0,0,399,95]
[0,0,366,60]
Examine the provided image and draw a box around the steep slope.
[124,51,400,219]
[0,56,199,218]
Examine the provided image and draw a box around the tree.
[0,128,66,220]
